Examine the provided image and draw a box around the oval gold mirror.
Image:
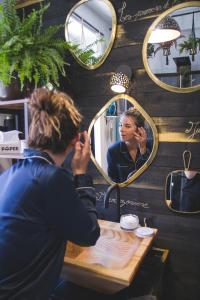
[165,170,200,214]
[88,94,158,187]
[65,0,117,69]
[143,1,200,93]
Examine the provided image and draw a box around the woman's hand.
[71,131,91,175]
[134,127,147,155]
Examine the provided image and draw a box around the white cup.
[120,214,139,230]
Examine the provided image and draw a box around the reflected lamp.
[148,16,181,44]
[110,65,132,93]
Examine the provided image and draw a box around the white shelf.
[0,153,24,159]
[0,99,29,159]
[0,98,29,106]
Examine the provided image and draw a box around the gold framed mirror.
[88,94,159,187]
[65,0,117,69]
[142,1,200,93]
[16,1,44,8]
[165,170,200,214]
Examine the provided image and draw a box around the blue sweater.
[0,149,100,299]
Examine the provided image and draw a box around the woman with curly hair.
[0,88,100,299]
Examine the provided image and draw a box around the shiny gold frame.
[65,0,117,70]
[16,0,44,9]
[142,1,200,93]
[88,94,159,187]
[165,170,200,214]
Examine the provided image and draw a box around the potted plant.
[179,34,200,61]
[147,43,155,58]
[0,0,69,99]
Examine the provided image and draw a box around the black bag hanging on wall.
[168,171,200,212]
[166,150,200,213]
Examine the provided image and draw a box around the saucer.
[134,227,154,238]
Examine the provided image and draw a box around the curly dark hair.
[28,88,82,154]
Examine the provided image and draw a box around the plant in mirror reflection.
[179,11,200,62]
[179,35,200,61]
[147,44,155,58]
[68,38,104,66]
[154,36,183,65]
[154,40,176,65]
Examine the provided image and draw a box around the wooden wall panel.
[43,1,200,299]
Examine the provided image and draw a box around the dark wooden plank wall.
[34,0,200,299]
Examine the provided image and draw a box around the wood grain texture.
[63,220,157,294]
[73,227,141,269]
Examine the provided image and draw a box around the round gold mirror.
[88,94,158,187]
[65,0,117,69]
[143,1,200,93]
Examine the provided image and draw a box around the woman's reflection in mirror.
[107,108,152,183]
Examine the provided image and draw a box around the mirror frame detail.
[88,94,159,187]
[65,0,117,70]
[142,1,200,93]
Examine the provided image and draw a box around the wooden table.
[62,219,158,294]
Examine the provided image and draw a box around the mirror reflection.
[65,0,116,69]
[88,95,158,187]
[143,2,200,93]
[165,170,200,213]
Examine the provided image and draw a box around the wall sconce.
[148,16,181,44]
[110,65,132,93]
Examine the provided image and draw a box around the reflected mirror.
[143,2,200,93]
[165,170,200,214]
[65,0,116,69]
[88,95,158,187]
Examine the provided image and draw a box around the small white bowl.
[120,214,139,231]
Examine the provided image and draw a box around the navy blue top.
[107,141,150,183]
[167,171,200,212]
[0,149,100,299]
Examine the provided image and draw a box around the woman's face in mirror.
[107,109,150,183]
[119,116,138,143]
[88,96,158,187]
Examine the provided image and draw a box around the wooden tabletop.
[62,219,158,294]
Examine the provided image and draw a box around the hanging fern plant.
[179,12,200,62]
[179,34,200,61]
[0,0,70,91]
